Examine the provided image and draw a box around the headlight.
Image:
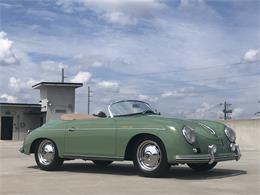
[182,126,196,144]
[224,126,236,142]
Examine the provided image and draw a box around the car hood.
[142,115,226,139]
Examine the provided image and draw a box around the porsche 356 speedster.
[20,100,241,177]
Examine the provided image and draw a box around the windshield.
[108,100,155,117]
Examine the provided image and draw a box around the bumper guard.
[175,144,241,164]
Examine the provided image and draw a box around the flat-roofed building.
[32,82,83,122]
[0,103,42,140]
[0,82,83,140]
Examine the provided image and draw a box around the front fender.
[20,127,66,157]
[158,126,195,163]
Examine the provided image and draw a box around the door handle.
[68,127,76,132]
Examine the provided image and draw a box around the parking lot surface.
[0,141,259,195]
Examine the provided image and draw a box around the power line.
[92,62,260,91]
[137,84,260,96]
[76,84,259,98]
[143,71,260,86]
[126,60,260,76]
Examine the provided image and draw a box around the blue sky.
[0,0,259,119]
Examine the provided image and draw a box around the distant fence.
[221,119,260,151]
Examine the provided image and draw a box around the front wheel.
[35,139,64,171]
[133,136,170,177]
[187,162,217,171]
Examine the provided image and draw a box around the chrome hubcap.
[38,140,55,165]
[137,140,161,171]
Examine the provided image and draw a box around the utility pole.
[255,112,260,117]
[61,68,65,83]
[87,86,92,115]
[220,101,232,120]
[255,101,260,118]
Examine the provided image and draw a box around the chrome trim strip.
[63,154,124,161]
[70,127,165,131]
[52,127,166,131]
[198,122,216,135]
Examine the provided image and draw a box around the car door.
[64,118,116,157]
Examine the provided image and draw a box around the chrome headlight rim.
[224,126,236,143]
[182,126,196,144]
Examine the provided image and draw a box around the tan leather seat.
[61,114,97,121]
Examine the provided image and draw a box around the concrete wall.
[0,106,42,140]
[40,87,75,121]
[221,119,260,151]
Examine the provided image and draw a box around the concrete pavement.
[0,141,259,195]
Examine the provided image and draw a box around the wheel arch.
[30,138,60,155]
[124,133,167,161]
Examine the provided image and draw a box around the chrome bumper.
[174,144,241,164]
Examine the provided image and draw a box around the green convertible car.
[20,100,241,177]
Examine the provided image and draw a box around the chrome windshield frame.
[108,100,153,118]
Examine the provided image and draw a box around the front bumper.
[174,144,241,164]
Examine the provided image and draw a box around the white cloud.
[73,55,105,68]
[70,71,91,83]
[243,49,260,62]
[186,102,220,119]
[91,61,103,68]
[138,94,158,102]
[161,88,199,98]
[9,77,38,92]
[100,97,114,104]
[0,31,19,65]
[232,108,243,118]
[97,80,120,91]
[40,60,68,72]
[179,0,206,8]
[3,0,259,119]
[55,0,166,25]
[103,11,137,26]
[0,93,17,103]
[9,77,20,90]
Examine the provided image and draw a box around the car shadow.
[28,162,247,180]
[166,166,247,180]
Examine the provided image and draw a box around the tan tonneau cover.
[61,114,97,121]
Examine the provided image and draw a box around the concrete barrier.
[220,119,260,151]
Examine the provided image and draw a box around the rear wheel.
[35,139,63,171]
[187,162,217,171]
[92,160,113,166]
[133,136,170,177]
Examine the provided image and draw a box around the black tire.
[187,162,217,171]
[92,160,113,166]
[133,136,170,177]
[35,139,64,171]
